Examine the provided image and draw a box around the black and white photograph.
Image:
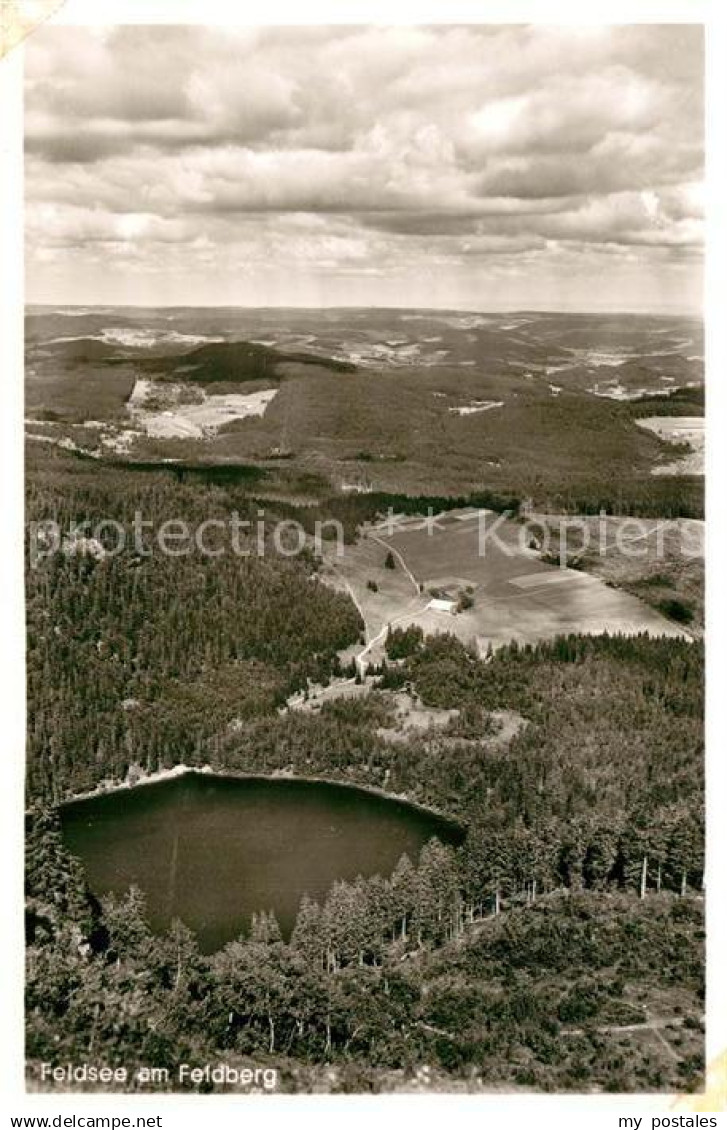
[2,2,723,1117]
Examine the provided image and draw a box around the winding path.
[367,530,421,594]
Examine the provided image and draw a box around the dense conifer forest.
[26,811,704,1093]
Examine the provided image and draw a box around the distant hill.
[144,340,356,385]
[33,337,132,364]
[627,384,705,417]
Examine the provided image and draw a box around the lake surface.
[60,772,463,952]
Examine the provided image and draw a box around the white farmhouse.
[428,597,457,615]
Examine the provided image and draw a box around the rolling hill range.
[25,307,704,514]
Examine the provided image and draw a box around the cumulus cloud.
[24,24,703,310]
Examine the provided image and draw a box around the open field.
[127,378,278,439]
[320,535,424,669]
[636,416,705,475]
[535,513,705,631]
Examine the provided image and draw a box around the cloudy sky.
[25,24,703,311]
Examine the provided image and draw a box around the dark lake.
[60,772,464,952]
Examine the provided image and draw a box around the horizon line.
[24,301,703,318]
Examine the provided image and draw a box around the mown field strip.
[508,570,596,590]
